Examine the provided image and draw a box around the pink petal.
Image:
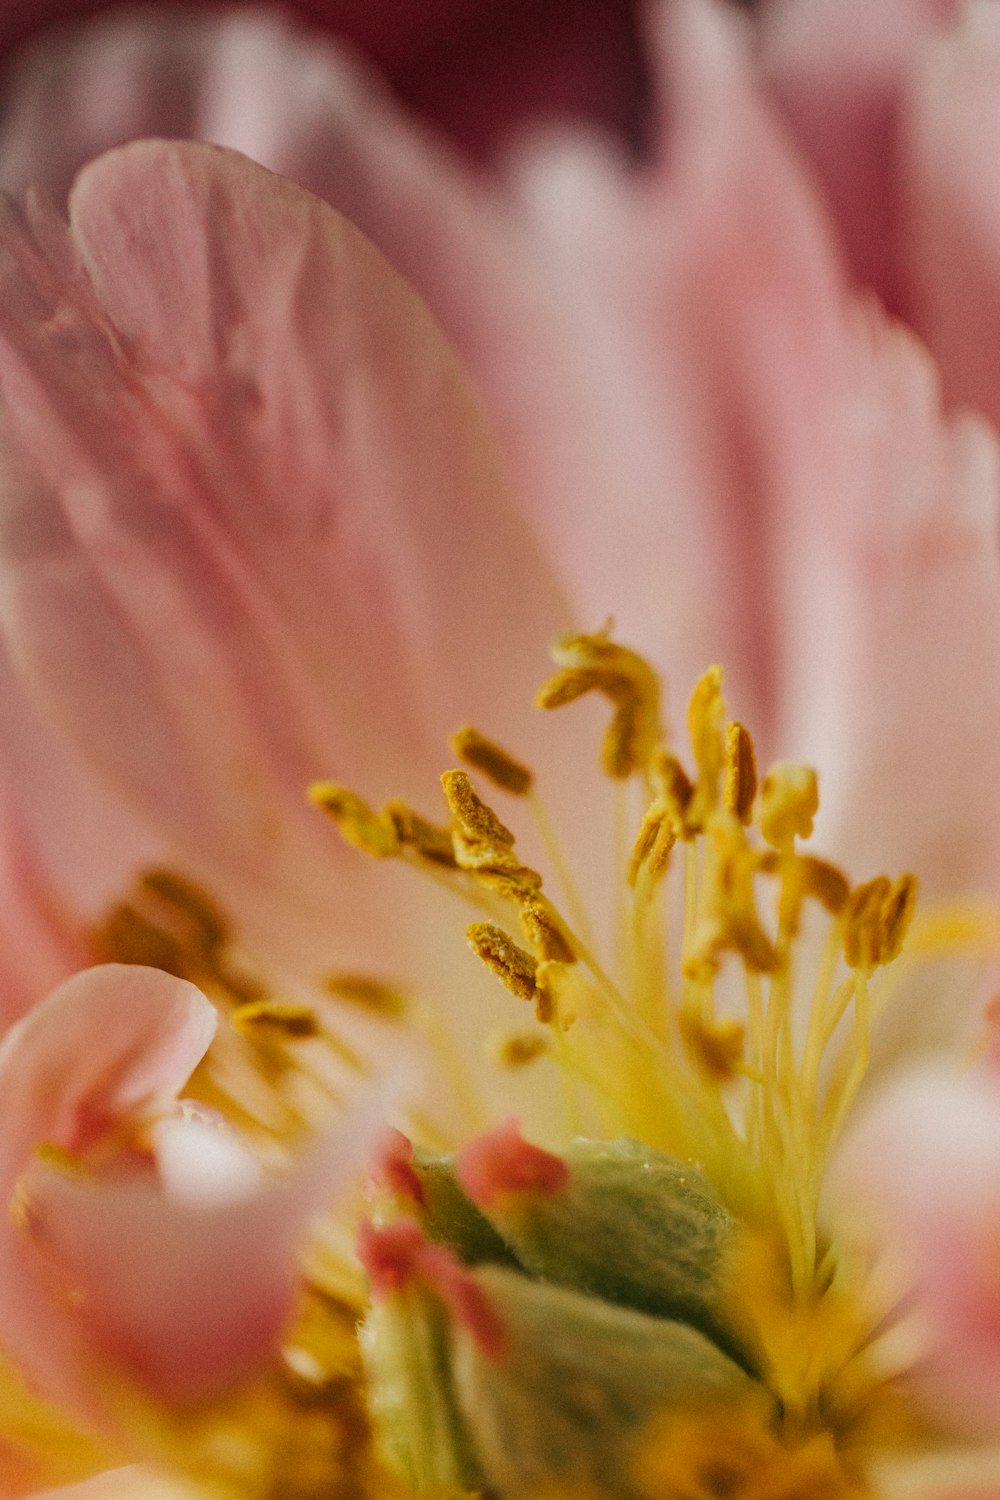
[758,0,958,309]
[0,139,569,973]
[776,310,1000,905]
[901,1,1000,434]
[507,0,851,734]
[0,785,88,1025]
[21,1081,391,1403]
[0,965,215,1415]
[832,1066,1000,1434]
[0,961,409,1412]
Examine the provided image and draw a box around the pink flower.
[0,0,998,1495]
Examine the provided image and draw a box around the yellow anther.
[800,856,851,916]
[687,666,726,825]
[534,960,571,1026]
[475,866,545,900]
[309,784,400,858]
[628,800,677,887]
[680,1013,746,1083]
[756,850,850,917]
[724,721,758,825]
[91,902,186,974]
[493,1032,549,1068]
[651,749,697,839]
[881,874,918,964]
[232,1001,320,1039]
[139,868,229,950]
[843,873,918,970]
[518,898,576,963]
[535,630,662,779]
[383,801,457,868]
[843,876,892,971]
[759,763,819,849]
[323,974,409,1019]
[687,827,780,977]
[440,770,515,848]
[466,922,538,1003]
[450,726,534,796]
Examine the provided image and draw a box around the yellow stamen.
[518,897,576,963]
[309,784,399,858]
[450,725,534,796]
[759,764,819,849]
[233,1002,321,1040]
[322,974,410,1019]
[466,922,539,1003]
[723,721,758,825]
[535,628,662,778]
[382,801,457,868]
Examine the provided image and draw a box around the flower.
[0,0,998,1497]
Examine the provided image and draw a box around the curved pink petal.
[21,1078,395,1403]
[758,0,958,310]
[0,139,569,973]
[832,1066,1000,1434]
[776,309,1000,904]
[504,0,852,734]
[0,961,409,1413]
[901,1,1000,434]
[0,965,215,1415]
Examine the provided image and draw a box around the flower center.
[92,629,941,1498]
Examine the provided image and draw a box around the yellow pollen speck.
[466,922,538,1002]
[724,721,758,825]
[759,764,819,849]
[450,725,534,796]
[309,784,400,858]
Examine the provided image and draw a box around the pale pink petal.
[0,139,569,975]
[0,787,88,1025]
[0,964,215,1414]
[505,0,851,734]
[832,1067,1000,1434]
[758,0,958,308]
[0,961,409,1411]
[776,310,1000,905]
[901,1,1000,434]
[21,1078,394,1402]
